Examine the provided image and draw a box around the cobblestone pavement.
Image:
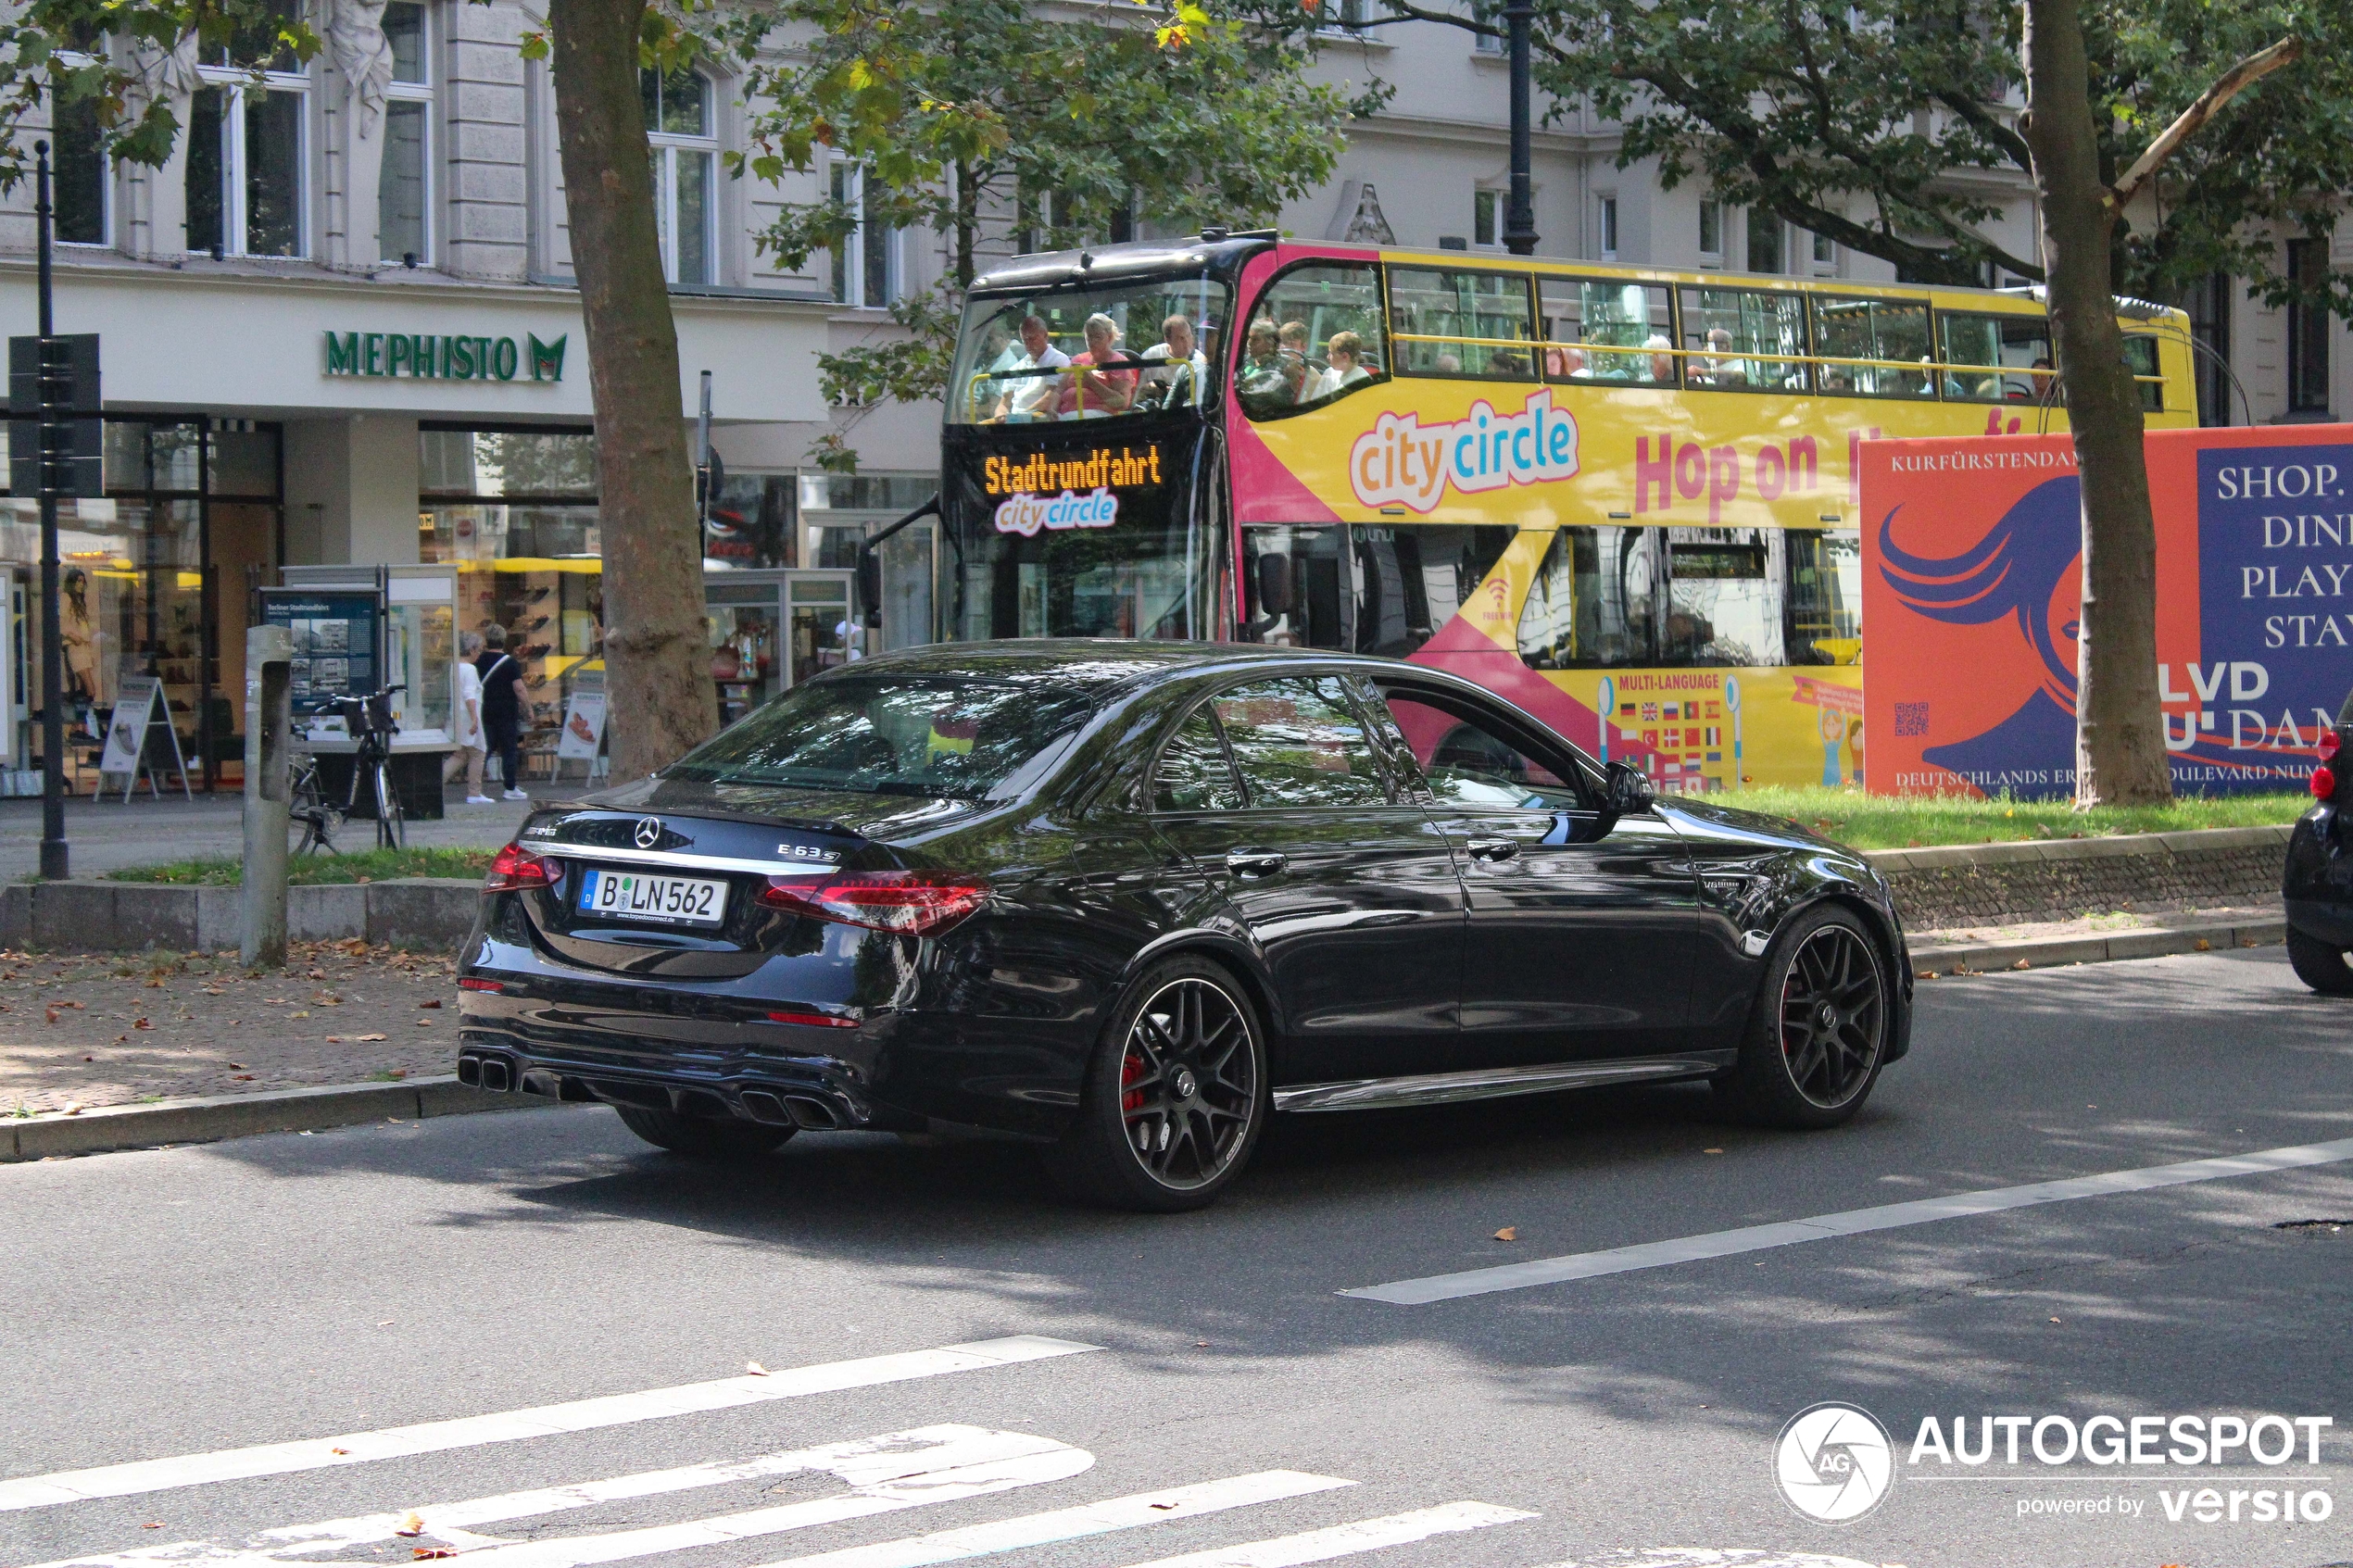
[0,939,459,1116]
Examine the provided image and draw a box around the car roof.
[834,639,1520,709]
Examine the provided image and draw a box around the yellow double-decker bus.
[936,232,2196,787]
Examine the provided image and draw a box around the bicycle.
[328,684,409,850]
[289,750,344,856]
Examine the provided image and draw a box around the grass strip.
[1713,785,2309,851]
[107,847,495,886]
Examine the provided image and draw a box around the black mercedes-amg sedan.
[457,641,1912,1210]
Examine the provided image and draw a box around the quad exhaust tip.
[468,1054,513,1093]
[739,1087,844,1131]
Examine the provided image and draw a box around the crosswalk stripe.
[744,1470,1354,1568]
[1341,1134,2353,1303]
[1109,1501,1538,1568]
[33,1426,1088,1568]
[0,1337,1099,1513]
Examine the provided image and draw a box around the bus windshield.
[949,276,1231,425]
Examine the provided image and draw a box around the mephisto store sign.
[321,329,567,383]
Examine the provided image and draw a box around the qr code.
[1894,702,1930,738]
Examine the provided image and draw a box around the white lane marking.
[744,1470,1354,1568]
[1344,1134,2353,1304]
[0,1336,1097,1513]
[1546,1554,1878,1568]
[1109,1501,1536,1568]
[35,1426,1083,1568]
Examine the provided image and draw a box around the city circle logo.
[1775,1402,1894,1523]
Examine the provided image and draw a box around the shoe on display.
[502,788,531,800]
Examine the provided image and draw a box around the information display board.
[1861,423,2353,797]
[259,590,384,715]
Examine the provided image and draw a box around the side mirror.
[1253,553,1293,617]
[1603,759,1655,816]
[856,546,883,630]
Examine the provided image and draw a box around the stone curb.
[1862,821,2295,874]
[1,1073,538,1162]
[1909,916,2286,977]
[0,877,481,954]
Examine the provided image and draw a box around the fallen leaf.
[145,977,163,988]
[133,1018,152,1029]
[396,1512,425,1537]
[290,1010,311,1020]
[63,1102,84,1116]
[415,1019,434,1027]
[308,969,326,980]
[413,1549,456,1560]
[1149,1501,1180,1512]
[1493,1226,1517,1241]
[1193,1339,1209,1348]
[2011,959,2031,971]
[355,1033,388,1042]
[745,1361,768,1376]
[82,1054,94,1062]
[228,1062,245,1070]
[2049,1317,2063,1324]
[233,1074,254,1082]
[143,1523,163,1530]
[2194,938,2212,952]
[329,1447,348,1455]
[1703,1148,1725,1155]
[420,998,443,1009]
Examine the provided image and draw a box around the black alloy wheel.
[1719,906,1889,1128]
[2286,927,2353,995]
[613,1104,796,1159]
[1045,955,1268,1211]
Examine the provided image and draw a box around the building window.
[643,66,714,286]
[186,69,308,257]
[2288,237,2331,415]
[830,160,900,308]
[1597,195,1618,260]
[1810,229,1835,273]
[1698,200,1722,267]
[1746,211,1782,274]
[1472,0,1504,53]
[1473,189,1501,249]
[51,86,109,246]
[1317,0,1372,32]
[379,1,432,264]
[2189,270,2233,427]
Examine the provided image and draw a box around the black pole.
[1503,0,1537,256]
[33,141,67,881]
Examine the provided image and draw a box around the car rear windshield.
[666,676,1100,798]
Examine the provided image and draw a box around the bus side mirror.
[856,546,883,629]
[1254,553,1293,617]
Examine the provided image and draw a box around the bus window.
[1663,528,1784,666]
[1539,278,1676,386]
[949,276,1230,424]
[1388,267,1536,380]
[1785,528,1861,665]
[1516,526,1659,669]
[1939,312,2055,404]
[1810,295,1933,398]
[2123,334,2164,411]
[1678,286,1809,393]
[1241,525,1350,648]
[1352,523,1516,658]
[1238,262,1390,420]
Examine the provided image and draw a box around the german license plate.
[577,867,727,927]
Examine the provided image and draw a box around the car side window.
[1212,676,1390,809]
[1374,687,1586,811]
[1153,706,1244,812]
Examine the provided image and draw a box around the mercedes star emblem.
[634,815,663,849]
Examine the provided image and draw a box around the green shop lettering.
[323,331,567,383]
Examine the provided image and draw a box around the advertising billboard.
[1861,424,2353,798]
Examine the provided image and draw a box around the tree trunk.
[547,0,717,779]
[953,160,976,289]
[2020,0,2172,807]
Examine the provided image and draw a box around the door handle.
[1226,849,1287,878]
[1466,837,1519,862]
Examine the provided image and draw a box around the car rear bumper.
[453,1024,890,1133]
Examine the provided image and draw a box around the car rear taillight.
[485,842,553,893]
[2314,766,2337,800]
[2322,730,2342,762]
[458,977,506,993]
[759,870,988,935]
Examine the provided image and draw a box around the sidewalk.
[0,791,548,881]
[1908,901,2283,975]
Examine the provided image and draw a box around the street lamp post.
[1503,0,1538,257]
[34,142,67,882]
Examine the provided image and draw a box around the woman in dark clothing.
[475,624,531,799]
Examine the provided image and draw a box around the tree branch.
[2106,35,2299,211]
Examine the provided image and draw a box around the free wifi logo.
[1775,1402,1895,1524]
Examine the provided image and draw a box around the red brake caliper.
[1122,1048,1146,1114]
[1780,973,1802,1055]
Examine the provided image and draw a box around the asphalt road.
[3,947,2349,1568]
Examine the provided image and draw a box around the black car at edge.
[456,641,1914,1210]
[2283,688,2353,993]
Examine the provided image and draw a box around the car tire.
[1717,904,1891,1130]
[1043,955,1269,1212]
[2285,927,2353,995]
[612,1105,796,1159]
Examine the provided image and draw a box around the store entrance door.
[705,571,857,728]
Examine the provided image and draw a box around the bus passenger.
[1695,327,1743,388]
[1544,343,1588,379]
[1139,313,1207,407]
[1055,312,1138,418]
[1645,334,1675,383]
[1308,331,1373,399]
[993,315,1070,422]
[1240,320,1306,406]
